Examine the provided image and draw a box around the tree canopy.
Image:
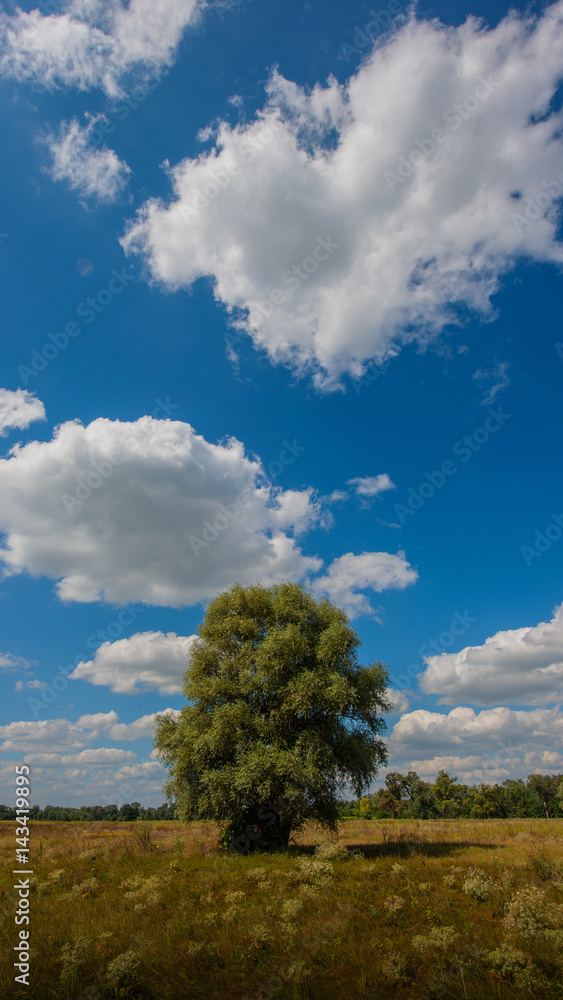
[154,580,391,850]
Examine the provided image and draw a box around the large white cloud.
[0,0,201,97]
[0,414,413,613]
[311,550,418,617]
[46,118,131,201]
[0,388,45,437]
[420,603,563,707]
[72,630,197,694]
[122,3,563,387]
[0,415,323,606]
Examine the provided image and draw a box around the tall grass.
[0,818,562,999]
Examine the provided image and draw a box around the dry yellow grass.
[1,817,562,999]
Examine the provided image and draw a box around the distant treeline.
[2,771,561,823]
[339,771,563,820]
[0,802,176,822]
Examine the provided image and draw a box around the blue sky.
[0,0,562,807]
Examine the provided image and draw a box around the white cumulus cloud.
[311,550,418,617]
[0,414,412,614]
[386,703,563,783]
[72,630,198,694]
[0,388,46,437]
[420,603,563,707]
[46,118,131,201]
[0,0,202,97]
[122,3,563,387]
[0,415,323,606]
[0,709,180,753]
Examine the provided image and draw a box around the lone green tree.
[154,581,391,851]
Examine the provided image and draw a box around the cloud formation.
[347,473,396,497]
[46,118,131,201]
[0,415,323,606]
[0,0,201,97]
[72,630,197,694]
[0,388,46,437]
[386,703,563,782]
[0,414,414,614]
[122,3,563,386]
[420,603,563,707]
[0,709,179,753]
[311,550,418,617]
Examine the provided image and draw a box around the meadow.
[0,818,562,999]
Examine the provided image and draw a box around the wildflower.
[503,886,550,939]
[105,950,141,992]
[281,899,303,921]
[383,895,405,913]
[245,867,267,882]
[462,866,496,902]
[314,841,351,860]
[59,937,91,988]
[412,926,457,951]
[295,857,334,887]
[382,952,407,984]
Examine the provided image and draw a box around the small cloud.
[311,549,418,618]
[0,389,46,437]
[346,474,396,497]
[1,650,34,672]
[45,118,131,203]
[473,360,510,406]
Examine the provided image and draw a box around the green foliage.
[340,770,563,820]
[154,581,391,850]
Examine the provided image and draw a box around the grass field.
[1,818,562,999]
